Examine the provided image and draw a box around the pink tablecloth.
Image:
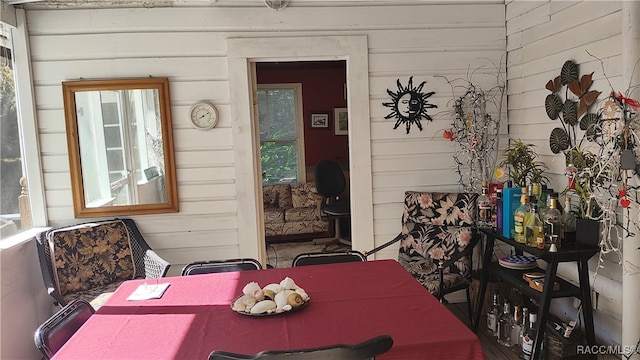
[52,259,484,360]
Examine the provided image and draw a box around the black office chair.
[292,250,366,267]
[34,299,95,359]
[181,258,262,276]
[313,160,351,249]
[208,334,393,360]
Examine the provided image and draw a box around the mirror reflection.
[63,78,179,217]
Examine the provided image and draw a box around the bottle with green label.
[514,191,530,244]
[525,203,542,247]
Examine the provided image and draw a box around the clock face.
[190,102,218,130]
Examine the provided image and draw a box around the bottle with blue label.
[502,182,522,239]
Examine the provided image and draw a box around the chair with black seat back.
[313,160,351,249]
[181,258,262,276]
[292,250,366,267]
[208,334,393,360]
[34,299,95,359]
[35,218,170,309]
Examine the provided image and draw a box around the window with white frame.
[1,23,25,238]
[1,17,46,241]
[257,83,305,185]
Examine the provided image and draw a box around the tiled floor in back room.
[266,240,350,268]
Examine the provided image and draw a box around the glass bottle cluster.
[477,181,576,251]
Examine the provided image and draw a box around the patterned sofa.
[263,182,329,242]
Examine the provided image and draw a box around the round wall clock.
[189,102,218,130]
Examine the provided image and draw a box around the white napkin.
[126,283,170,301]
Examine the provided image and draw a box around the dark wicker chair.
[208,334,393,360]
[34,299,95,359]
[181,258,262,276]
[292,250,366,267]
[35,218,170,308]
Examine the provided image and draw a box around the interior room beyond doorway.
[256,60,351,253]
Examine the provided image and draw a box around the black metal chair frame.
[365,230,481,324]
[313,160,351,250]
[208,334,393,360]
[35,218,170,306]
[292,250,366,267]
[34,299,95,359]
[181,258,262,276]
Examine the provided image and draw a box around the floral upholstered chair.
[396,191,480,322]
[36,218,170,309]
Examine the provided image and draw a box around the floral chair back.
[398,191,478,298]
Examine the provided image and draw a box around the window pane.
[260,141,298,184]
[1,23,29,238]
[257,89,296,140]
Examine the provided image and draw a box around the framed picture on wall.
[311,113,329,128]
[334,108,348,135]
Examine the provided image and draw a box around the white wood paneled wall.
[25,2,506,272]
[506,0,624,347]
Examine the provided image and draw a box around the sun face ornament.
[383,77,437,134]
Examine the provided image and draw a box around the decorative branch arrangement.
[546,56,640,357]
[545,55,640,277]
[438,60,505,192]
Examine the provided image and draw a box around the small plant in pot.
[497,139,549,189]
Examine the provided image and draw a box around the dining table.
[51,259,485,360]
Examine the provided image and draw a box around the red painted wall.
[256,61,348,170]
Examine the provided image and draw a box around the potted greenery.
[497,139,549,188]
[544,60,605,246]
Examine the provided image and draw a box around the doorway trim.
[227,36,374,264]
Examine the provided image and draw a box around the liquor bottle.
[497,301,513,346]
[539,187,552,219]
[525,203,542,247]
[536,225,545,249]
[544,197,562,248]
[552,192,563,214]
[521,311,536,360]
[562,197,576,244]
[510,305,523,347]
[514,191,530,244]
[495,188,503,233]
[531,182,541,205]
[503,182,522,239]
[487,291,501,336]
[478,180,492,228]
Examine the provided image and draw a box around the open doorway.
[227,36,374,266]
[255,61,350,267]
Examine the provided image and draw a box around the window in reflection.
[75,89,166,208]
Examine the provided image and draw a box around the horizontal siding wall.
[505,0,624,347]
[25,1,506,272]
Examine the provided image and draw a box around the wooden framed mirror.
[62,77,179,218]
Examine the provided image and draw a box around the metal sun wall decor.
[383,77,437,134]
